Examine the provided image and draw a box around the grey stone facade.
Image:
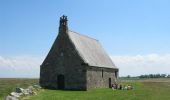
[40,15,119,90]
[87,66,118,89]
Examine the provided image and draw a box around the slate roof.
[68,30,117,69]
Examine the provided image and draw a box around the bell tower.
[59,15,68,34]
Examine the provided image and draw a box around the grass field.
[0,78,39,100]
[0,78,170,100]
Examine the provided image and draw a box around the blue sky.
[0,0,170,77]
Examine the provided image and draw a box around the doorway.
[109,78,112,88]
[57,74,65,89]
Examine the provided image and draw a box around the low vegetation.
[29,78,170,100]
[1,78,170,100]
[0,78,38,100]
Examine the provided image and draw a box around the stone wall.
[40,31,87,90]
[86,66,118,90]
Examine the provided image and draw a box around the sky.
[0,0,170,78]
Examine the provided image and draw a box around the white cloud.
[0,55,44,78]
[110,54,170,77]
[1,54,170,78]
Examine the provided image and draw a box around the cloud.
[1,53,170,78]
[0,55,44,78]
[110,54,170,76]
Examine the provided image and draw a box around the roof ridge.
[69,30,99,41]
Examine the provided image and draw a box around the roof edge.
[69,30,99,41]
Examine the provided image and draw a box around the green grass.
[0,78,38,100]
[1,78,170,100]
[29,79,170,100]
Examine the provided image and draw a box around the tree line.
[123,74,170,79]
[138,74,170,78]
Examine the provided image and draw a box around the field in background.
[0,78,170,100]
[0,78,38,100]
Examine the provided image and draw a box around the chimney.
[59,15,68,34]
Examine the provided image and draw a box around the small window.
[102,69,103,78]
[60,52,64,56]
